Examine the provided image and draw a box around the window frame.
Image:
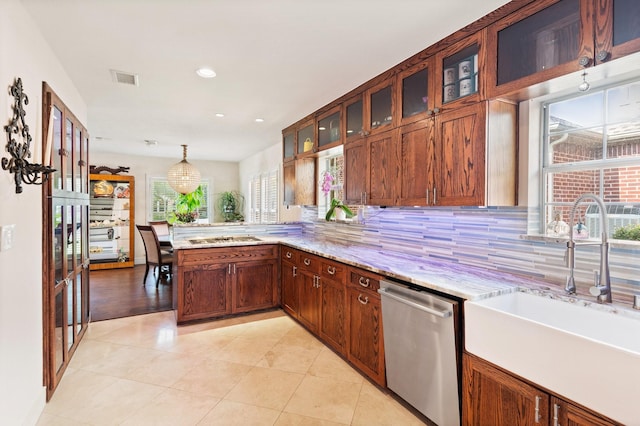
[249,169,279,224]
[147,177,211,223]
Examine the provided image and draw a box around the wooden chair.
[148,220,172,251]
[136,225,173,288]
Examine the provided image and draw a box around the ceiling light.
[196,67,216,78]
[255,118,264,123]
[167,144,201,194]
[215,113,225,117]
[144,139,158,147]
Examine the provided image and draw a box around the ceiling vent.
[110,69,139,86]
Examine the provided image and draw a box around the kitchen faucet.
[565,193,612,303]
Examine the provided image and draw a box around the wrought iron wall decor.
[2,77,55,193]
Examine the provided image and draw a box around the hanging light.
[167,144,201,194]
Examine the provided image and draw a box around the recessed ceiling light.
[196,67,216,78]
[255,118,264,123]
[144,139,158,147]
[215,113,225,117]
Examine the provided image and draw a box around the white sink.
[465,291,640,425]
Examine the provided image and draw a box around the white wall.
[238,142,302,223]
[0,1,87,424]
[90,151,239,263]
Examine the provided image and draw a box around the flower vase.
[335,208,346,221]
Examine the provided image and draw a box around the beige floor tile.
[239,315,296,340]
[212,336,280,366]
[224,366,304,410]
[274,412,348,426]
[44,369,118,416]
[276,326,325,351]
[120,388,219,425]
[171,358,252,398]
[124,350,208,387]
[69,341,163,378]
[146,329,237,355]
[36,411,91,425]
[307,347,364,384]
[256,341,322,374]
[63,378,165,424]
[284,375,362,424]
[351,381,427,426]
[198,400,280,426]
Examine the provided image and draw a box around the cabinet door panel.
[283,161,295,206]
[367,130,399,206]
[346,287,385,387]
[298,272,320,333]
[320,278,346,354]
[551,397,618,426]
[436,103,485,206]
[233,260,278,313]
[398,119,435,206]
[281,260,298,317]
[181,265,230,319]
[344,139,367,205]
[463,354,549,426]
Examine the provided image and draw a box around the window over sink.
[542,78,640,241]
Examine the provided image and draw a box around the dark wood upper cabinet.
[343,138,367,205]
[344,95,364,142]
[487,0,640,98]
[283,131,295,163]
[365,79,395,135]
[296,120,315,157]
[396,58,435,126]
[317,106,342,151]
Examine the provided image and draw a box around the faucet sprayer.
[565,193,612,303]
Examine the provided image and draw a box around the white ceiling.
[21,0,510,162]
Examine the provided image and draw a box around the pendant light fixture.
[167,144,201,194]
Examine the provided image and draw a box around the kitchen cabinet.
[365,79,395,136]
[281,248,299,318]
[343,138,367,205]
[463,353,620,426]
[319,259,347,354]
[366,129,399,206]
[487,0,640,99]
[283,131,295,163]
[435,30,485,108]
[396,59,435,126]
[317,106,342,151]
[346,268,385,387]
[175,245,279,323]
[344,95,364,143]
[282,158,315,206]
[397,118,436,206]
[88,173,135,269]
[297,120,315,157]
[296,252,322,333]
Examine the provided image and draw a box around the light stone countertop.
[173,235,550,300]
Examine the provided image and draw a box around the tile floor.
[37,310,427,425]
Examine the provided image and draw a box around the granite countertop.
[173,235,551,300]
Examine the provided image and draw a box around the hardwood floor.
[89,265,173,321]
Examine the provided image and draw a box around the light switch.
[0,224,16,251]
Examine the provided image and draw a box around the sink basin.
[465,291,640,424]
[188,236,262,245]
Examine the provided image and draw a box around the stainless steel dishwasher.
[379,279,460,426]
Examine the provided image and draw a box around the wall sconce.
[2,78,55,193]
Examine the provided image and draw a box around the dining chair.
[136,224,173,288]
[148,220,172,251]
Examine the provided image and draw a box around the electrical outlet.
[0,224,16,251]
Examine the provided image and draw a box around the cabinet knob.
[304,258,311,266]
[433,107,440,114]
[327,265,336,275]
[578,56,592,67]
[596,50,610,62]
[358,294,369,305]
[358,277,370,287]
[286,251,292,259]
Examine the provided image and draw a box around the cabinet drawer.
[348,269,381,293]
[320,260,346,281]
[298,252,321,274]
[179,245,278,266]
[281,247,298,264]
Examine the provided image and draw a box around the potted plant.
[217,190,245,222]
[325,198,354,221]
[169,185,205,223]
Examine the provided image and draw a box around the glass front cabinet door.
[436,31,485,108]
[317,106,341,151]
[396,59,435,125]
[297,121,315,156]
[365,79,395,135]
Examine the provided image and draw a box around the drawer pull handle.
[535,396,541,423]
[358,277,370,287]
[553,403,560,426]
[286,251,292,259]
[327,266,336,275]
[292,266,297,277]
[358,294,369,305]
[303,258,311,266]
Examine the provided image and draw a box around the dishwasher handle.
[378,287,452,318]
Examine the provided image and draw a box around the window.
[148,178,210,222]
[250,170,278,223]
[542,79,640,240]
[318,154,345,219]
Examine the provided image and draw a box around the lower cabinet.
[280,248,384,385]
[175,245,279,323]
[346,269,386,387]
[462,353,620,426]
